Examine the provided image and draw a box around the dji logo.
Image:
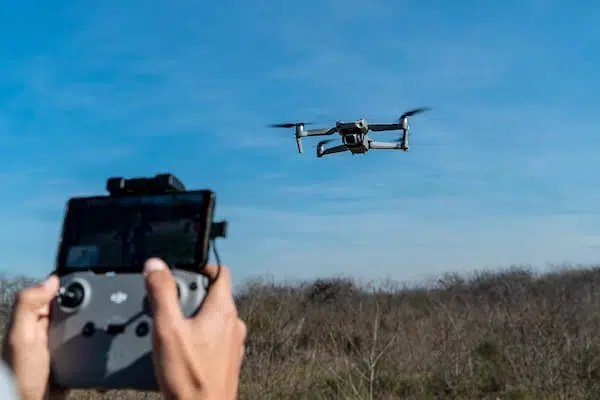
[110,292,128,304]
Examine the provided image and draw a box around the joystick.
[57,279,90,313]
[59,282,86,309]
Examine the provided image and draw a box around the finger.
[198,265,235,314]
[237,319,247,343]
[143,258,183,325]
[202,264,222,283]
[238,319,247,361]
[204,264,232,296]
[6,276,60,349]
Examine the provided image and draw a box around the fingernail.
[41,275,56,288]
[143,258,166,277]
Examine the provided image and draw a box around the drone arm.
[317,143,348,158]
[368,140,408,151]
[294,127,336,155]
[368,123,401,132]
[302,127,337,137]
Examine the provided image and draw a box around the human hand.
[144,258,247,400]
[2,275,68,400]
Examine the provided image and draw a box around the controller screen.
[60,192,208,269]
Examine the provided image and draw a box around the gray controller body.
[48,269,207,391]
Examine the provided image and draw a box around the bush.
[2,265,600,399]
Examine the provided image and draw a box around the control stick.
[59,282,86,309]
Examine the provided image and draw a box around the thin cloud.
[219,204,600,283]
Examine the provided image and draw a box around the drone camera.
[106,173,186,196]
[343,134,358,145]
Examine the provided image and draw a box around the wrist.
[172,394,220,400]
[165,388,215,400]
[169,394,216,400]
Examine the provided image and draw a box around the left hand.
[2,275,68,400]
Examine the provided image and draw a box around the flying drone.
[269,107,431,158]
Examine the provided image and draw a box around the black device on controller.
[54,173,227,275]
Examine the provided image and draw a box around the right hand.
[143,258,247,400]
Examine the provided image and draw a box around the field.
[2,265,600,399]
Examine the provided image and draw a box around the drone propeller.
[396,107,431,150]
[268,122,315,128]
[398,107,431,130]
[268,121,316,153]
[400,107,431,120]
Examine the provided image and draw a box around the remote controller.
[49,269,208,391]
[47,173,227,391]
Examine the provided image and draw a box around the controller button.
[60,282,86,309]
[189,282,198,291]
[82,322,95,337]
[136,321,150,337]
[176,284,181,299]
[106,324,126,335]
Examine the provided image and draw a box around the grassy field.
[2,265,600,399]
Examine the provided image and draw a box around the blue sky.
[1,0,599,286]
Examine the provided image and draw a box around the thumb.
[14,275,60,316]
[9,275,59,336]
[143,258,183,325]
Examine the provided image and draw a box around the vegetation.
[2,265,600,399]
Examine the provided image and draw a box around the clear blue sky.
[0,1,599,286]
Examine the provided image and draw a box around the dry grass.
[2,265,600,399]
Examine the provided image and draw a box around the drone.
[269,107,431,158]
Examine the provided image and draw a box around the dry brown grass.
[2,265,600,399]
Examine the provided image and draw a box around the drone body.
[269,107,431,158]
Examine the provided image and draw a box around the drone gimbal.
[268,107,431,158]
